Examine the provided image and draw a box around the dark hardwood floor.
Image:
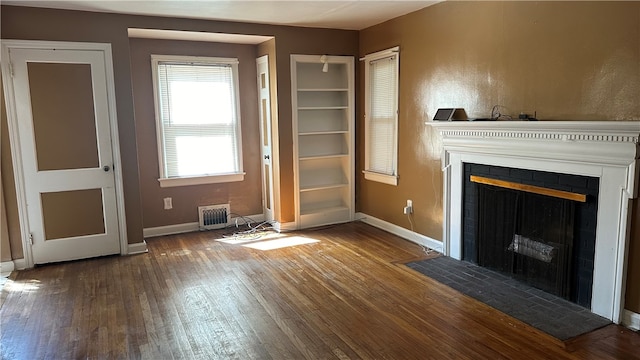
[1,222,638,359]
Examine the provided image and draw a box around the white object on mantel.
[427,120,640,324]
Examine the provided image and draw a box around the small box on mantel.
[433,108,466,121]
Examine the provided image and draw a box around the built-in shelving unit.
[291,55,354,229]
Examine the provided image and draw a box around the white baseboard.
[356,212,443,253]
[127,241,148,255]
[12,258,27,271]
[143,214,266,238]
[143,222,200,238]
[273,221,296,232]
[0,260,15,277]
[622,309,640,331]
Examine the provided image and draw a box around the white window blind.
[363,47,399,186]
[368,56,397,174]
[152,56,244,187]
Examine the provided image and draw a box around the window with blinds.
[363,47,399,186]
[151,55,244,187]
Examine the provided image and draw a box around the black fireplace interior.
[463,164,599,308]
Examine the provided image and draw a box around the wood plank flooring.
[1,222,638,359]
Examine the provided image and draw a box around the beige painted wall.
[358,1,640,312]
[2,6,146,247]
[1,5,357,251]
[0,184,11,263]
[129,38,263,227]
[1,74,23,260]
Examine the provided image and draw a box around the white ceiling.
[2,1,440,31]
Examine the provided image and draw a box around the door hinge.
[9,61,14,77]
[28,233,34,245]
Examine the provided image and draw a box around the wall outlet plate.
[163,197,172,210]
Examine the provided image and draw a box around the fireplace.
[463,164,599,307]
[428,121,639,323]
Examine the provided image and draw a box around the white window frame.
[151,55,245,188]
[362,46,400,186]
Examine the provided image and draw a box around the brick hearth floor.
[406,256,611,341]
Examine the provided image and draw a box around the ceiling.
[2,1,440,31]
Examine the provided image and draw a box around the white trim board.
[127,241,148,255]
[12,258,27,271]
[622,310,640,331]
[356,212,443,253]
[144,222,199,238]
[143,214,266,238]
[0,261,15,277]
[272,221,296,232]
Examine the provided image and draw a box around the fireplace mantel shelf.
[426,121,640,143]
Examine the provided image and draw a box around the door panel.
[41,189,106,240]
[28,62,100,171]
[9,47,120,264]
[264,163,271,209]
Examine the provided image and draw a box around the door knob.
[103,165,110,172]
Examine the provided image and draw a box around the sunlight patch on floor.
[216,231,284,245]
[2,278,41,293]
[241,236,320,251]
[215,230,321,250]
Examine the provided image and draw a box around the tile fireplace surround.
[428,121,639,323]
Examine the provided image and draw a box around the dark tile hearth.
[407,256,611,341]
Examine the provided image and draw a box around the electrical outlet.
[403,199,413,214]
[163,197,172,210]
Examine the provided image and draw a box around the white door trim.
[1,39,128,268]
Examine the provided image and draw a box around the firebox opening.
[463,163,599,308]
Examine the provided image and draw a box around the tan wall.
[1,73,23,260]
[1,5,357,250]
[2,6,146,246]
[0,184,11,262]
[1,86,14,261]
[358,1,640,312]
[129,38,263,227]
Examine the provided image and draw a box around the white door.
[6,46,121,264]
[257,55,274,222]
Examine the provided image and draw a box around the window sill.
[363,170,398,186]
[158,173,245,188]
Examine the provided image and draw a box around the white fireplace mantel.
[427,120,640,323]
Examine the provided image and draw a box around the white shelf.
[299,206,351,228]
[299,154,348,161]
[291,54,354,230]
[298,88,349,92]
[299,131,348,136]
[298,106,348,110]
[300,183,348,192]
[300,205,349,216]
[298,108,347,133]
[298,133,348,158]
[291,55,355,228]
[298,90,348,108]
[296,62,349,89]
